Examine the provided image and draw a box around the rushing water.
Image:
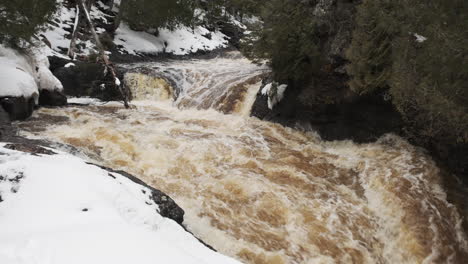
[19,53,468,263]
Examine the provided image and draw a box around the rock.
[48,55,72,73]
[0,96,35,121]
[53,62,125,101]
[3,143,57,156]
[39,90,67,106]
[53,62,106,97]
[252,85,403,143]
[91,164,185,225]
[0,106,12,140]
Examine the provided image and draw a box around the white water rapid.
[19,52,468,264]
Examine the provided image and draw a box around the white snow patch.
[64,62,76,68]
[67,97,103,105]
[114,23,165,55]
[261,82,288,109]
[115,23,228,56]
[0,144,241,264]
[413,33,427,43]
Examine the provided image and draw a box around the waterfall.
[18,52,468,264]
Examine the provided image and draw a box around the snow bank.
[0,47,38,99]
[115,23,228,56]
[0,44,63,101]
[0,144,241,264]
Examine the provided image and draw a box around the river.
[18,52,468,263]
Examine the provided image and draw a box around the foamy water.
[18,53,468,263]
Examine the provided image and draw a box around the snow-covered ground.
[0,143,241,264]
[41,0,228,57]
[115,23,228,56]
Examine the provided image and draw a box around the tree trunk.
[78,0,130,108]
[67,4,80,59]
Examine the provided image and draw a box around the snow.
[29,48,63,92]
[261,82,288,109]
[41,1,228,57]
[0,46,38,99]
[67,97,103,105]
[41,1,76,53]
[64,62,75,68]
[115,23,228,56]
[114,23,165,55]
[0,44,63,102]
[414,33,427,43]
[0,144,241,264]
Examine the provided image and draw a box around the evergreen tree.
[347,0,468,143]
[0,0,56,44]
[119,0,195,31]
[243,0,323,84]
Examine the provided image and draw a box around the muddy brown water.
[18,53,468,263]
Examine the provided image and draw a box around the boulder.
[53,62,124,101]
[39,89,67,106]
[53,62,106,97]
[0,96,35,121]
[47,55,72,74]
[0,106,11,140]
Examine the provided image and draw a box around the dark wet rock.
[252,86,403,143]
[0,106,12,139]
[53,62,106,97]
[48,55,72,73]
[39,90,67,106]
[4,143,57,156]
[0,96,35,121]
[52,61,125,101]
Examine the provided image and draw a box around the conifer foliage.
[119,0,195,30]
[347,0,468,143]
[0,0,56,44]
[243,0,322,84]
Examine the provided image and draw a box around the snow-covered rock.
[0,142,241,264]
[0,44,66,115]
[0,46,39,100]
[0,45,63,97]
[261,82,288,110]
